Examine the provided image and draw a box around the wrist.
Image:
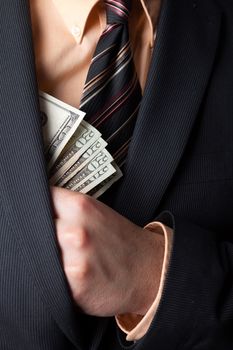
[131,228,165,315]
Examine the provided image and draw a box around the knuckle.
[76,228,89,248]
[58,231,75,246]
[76,261,90,280]
[69,228,89,249]
[64,269,85,300]
[58,227,89,249]
[75,194,92,213]
[73,285,86,303]
[65,261,90,282]
[65,264,90,302]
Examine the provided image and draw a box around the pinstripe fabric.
[2,0,233,349]
[0,1,106,349]
[80,0,142,168]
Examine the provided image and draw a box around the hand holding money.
[40,92,122,198]
[41,92,164,320]
[52,186,164,316]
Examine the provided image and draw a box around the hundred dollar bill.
[54,138,107,186]
[63,149,114,191]
[49,120,101,184]
[74,163,117,194]
[39,91,85,169]
[40,91,123,196]
[90,164,123,198]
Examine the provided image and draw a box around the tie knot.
[104,0,131,24]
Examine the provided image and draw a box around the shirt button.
[71,25,81,37]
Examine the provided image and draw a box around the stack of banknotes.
[39,92,122,198]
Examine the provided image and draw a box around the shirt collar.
[52,0,161,45]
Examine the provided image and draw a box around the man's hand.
[51,186,164,317]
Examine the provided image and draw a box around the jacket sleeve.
[117,211,233,350]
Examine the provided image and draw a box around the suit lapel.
[0,2,107,348]
[112,0,221,226]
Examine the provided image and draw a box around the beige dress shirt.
[29,0,173,342]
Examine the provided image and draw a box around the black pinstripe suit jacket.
[1,0,233,349]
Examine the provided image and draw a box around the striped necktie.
[80,0,142,169]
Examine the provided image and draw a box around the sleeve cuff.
[115,221,174,341]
